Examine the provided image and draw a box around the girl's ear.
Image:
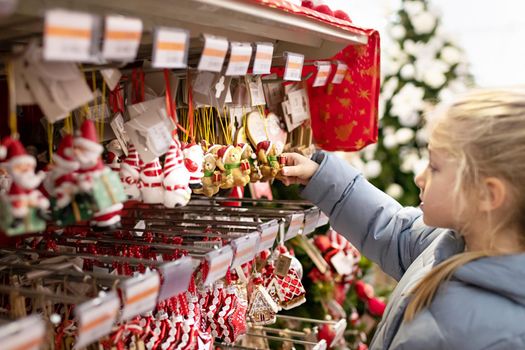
[479,177,507,212]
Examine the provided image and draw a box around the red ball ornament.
[317,324,335,346]
[301,0,314,9]
[313,235,332,253]
[368,297,387,317]
[334,9,351,22]
[357,343,369,350]
[354,280,375,301]
[313,4,334,17]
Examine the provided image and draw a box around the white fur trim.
[10,155,36,167]
[74,137,104,154]
[94,203,123,216]
[120,162,140,178]
[54,154,79,171]
[93,214,121,227]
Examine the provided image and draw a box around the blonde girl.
[281,88,525,349]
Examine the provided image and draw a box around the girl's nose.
[414,168,426,190]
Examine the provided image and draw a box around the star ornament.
[355,138,365,149]
[358,89,371,101]
[338,98,352,108]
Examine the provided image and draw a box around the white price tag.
[120,272,161,321]
[204,245,233,285]
[303,208,320,234]
[317,212,330,227]
[75,292,120,349]
[110,113,129,156]
[256,220,279,253]
[152,27,189,68]
[253,43,274,75]
[0,315,45,350]
[147,122,173,157]
[100,68,122,91]
[102,16,142,61]
[285,212,305,241]
[225,42,252,76]
[283,52,304,81]
[312,62,332,87]
[231,232,259,268]
[158,256,194,301]
[198,35,229,72]
[331,62,348,84]
[44,9,98,62]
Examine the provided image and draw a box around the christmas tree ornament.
[119,143,142,201]
[237,143,261,183]
[0,136,49,235]
[73,120,126,230]
[216,145,250,189]
[163,137,191,207]
[182,143,204,191]
[105,139,123,173]
[50,135,93,226]
[247,273,279,325]
[140,158,164,204]
[193,153,221,198]
[256,140,285,182]
[265,262,306,311]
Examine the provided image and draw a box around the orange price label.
[0,315,46,350]
[198,35,229,72]
[313,62,332,87]
[120,272,160,321]
[332,62,348,84]
[75,293,120,348]
[152,27,189,68]
[253,43,274,74]
[204,245,233,285]
[226,42,252,76]
[102,16,142,61]
[283,52,304,81]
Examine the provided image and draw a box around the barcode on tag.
[231,232,259,268]
[256,221,279,253]
[120,272,161,321]
[75,292,120,349]
[204,245,233,285]
[252,43,274,75]
[225,42,252,76]
[0,315,45,350]
[283,52,304,81]
[285,212,305,241]
[317,212,330,227]
[102,16,142,61]
[302,208,320,234]
[44,9,98,62]
[198,34,229,72]
[152,27,189,68]
[331,62,348,84]
[158,256,194,301]
[312,62,332,87]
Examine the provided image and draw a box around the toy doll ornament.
[237,143,261,183]
[140,158,164,204]
[256,140,286,182]
[216,145,250,189]
[0,136,49,235]
[163,137,192,207]
[119,143,142,201]
[105,139,123,173]
[193,153,221,198]
[183,143,205,191]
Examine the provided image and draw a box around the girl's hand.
[280,152,319,186]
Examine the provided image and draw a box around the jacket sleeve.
[301,152,441,281]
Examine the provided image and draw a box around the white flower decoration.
[390,83,425,124]
[390,24,406,40]
[400,64,416,80]
[364,160,382,179]
[411,11,437,35]
[386,183,404,199]
[440,46,462,65]
[403,1,424,16]
[395,128,415,145]
[383,134,398,149]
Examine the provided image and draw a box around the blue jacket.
[301,153,525,350]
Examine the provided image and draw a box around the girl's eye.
[429,164,438,173]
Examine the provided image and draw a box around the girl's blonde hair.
[404,88,525,321]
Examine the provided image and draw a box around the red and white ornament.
[105,139,123,173]
[182,143,204,190]
[163,137,191,207]
[119,143,142,201]
[51,135,79,209]
[140,158,164,204]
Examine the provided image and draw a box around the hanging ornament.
[247,273,279,325]
[73,120,126,230]
[119,143,142,201]
[193,152,221,198]
[216,145,250,189]
[163,137,192,207]
[140,158,164,204]
[256,140,285,182]
[182,143,204,191]
[0,136,49,235]
[105,139,123,173]
[264,253,307,311]
[237,143,261,183]
[49,134,93,226]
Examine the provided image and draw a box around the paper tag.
[204,245,233,285]
[75,292,120,349]
[152,27,189,68]
[313,340,327,350]
[302,208,320,235]
[82,102,111,122]
[198,35,228,72]
[100,68,122,91]
[312,62,332,87]
[330,251,354,276]
[133,220,145,236]
[252,43,274,75]
[285,213,304,241]
[331,62,348,84]
[231,232,259,268]
[194,240,222,249]
[225,42,252,76]
[110,113,129,156]
[102,16,142,61]
[331,319,347,347]
[120,272,161,321]
[256,221,279,252]
[317,212,329,227]
[274,254,292,277]
[147,122,172,156]
[43,9,98,62]
[246,75,266,106]
[0,315,45,350]
[283,52,304,81]
[158,256,194,301]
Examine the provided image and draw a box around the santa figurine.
[140,158,164,204]
[73,120,124,230]
[119,143,142,201]
[182,143,204,191]
[163,137,191,207]
[105,139,123,173]
[0,137,49,234]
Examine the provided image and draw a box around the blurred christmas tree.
[357,0,473,206]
